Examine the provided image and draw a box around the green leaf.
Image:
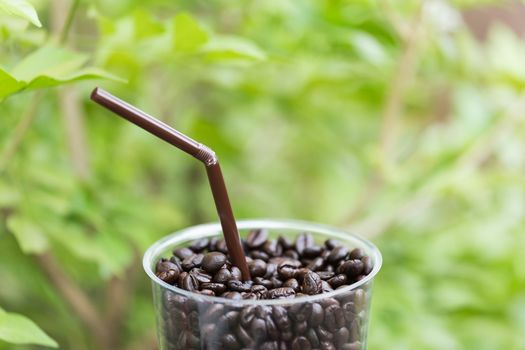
[201,36,266,62]
[0,307,57,347]
[7,215,49,254]
[0,0,41,27]
[173,12,208,52]
[0,45,124,101]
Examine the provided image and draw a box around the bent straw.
[91,87,251,280]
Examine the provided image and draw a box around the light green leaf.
[0,0,41,27]
[0,45,124,101]
[7,215,49,254]
[0,307,57,347]
[201,36,266,62]
[173,12,208,52]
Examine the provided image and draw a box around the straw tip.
[90,87,101,101]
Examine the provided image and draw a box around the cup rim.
[143,218,382,306]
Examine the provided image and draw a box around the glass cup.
[143,219,382,350]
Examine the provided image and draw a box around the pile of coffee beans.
[155,229,373,299]
[154,229,374,350]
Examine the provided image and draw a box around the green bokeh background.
[1,0,525,349]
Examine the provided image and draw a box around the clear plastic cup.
[143,219,382,350]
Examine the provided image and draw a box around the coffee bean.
[198,289,215,296]
[156,269,178,284]
[349,248,364,260]
[251,250,270,261]
[213,268,231,283]
[335,327,350,348]
[361,256,373,274]
[236,325,253,347]
[246,228,269,248]
[231,266,242,281]
[216,239,228,253]
[306,257,325,271]
[254,277,274,289]
[322,280,334,292]
[204,304,224,320]
[294,267,310,281]
[303,245,323,258]
[294,320,308,334]
[181,273,198,291]
[249,259,267,277]
[328,274,348,288]
[250,318,267,341]
[265,316,279,340]
[268,287,295,299]
[173,247,194,260]
[181,253,203,270]
[309,303,324,327]
[227,280,252,292]
[291,336,312,350]
[282,329,294,341]
[283,278,300,291]
[327,246,349,264]
[278,236,294,250]
[221,333,240,350]
[302,271,322,295]
[278,261,298,279]
[272,306,291,329]
[251,284,268,299]
[317,325,334,342]
[270,276,283,288]
[321,341,336,350]
[222,291,242,300]
[284,249,300,260]
[189,238,209,252]
[338,259,364,277]
[325,239,341,250]
[200,282,226,294]
[264,262,278,278]
[263,240,282,257]
[306,328,321,348]
[317,271,335,280]
[189,268,212,283]
[295,233,314,255]
[201,252,227,273]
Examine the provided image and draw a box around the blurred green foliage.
[1,0,525,349]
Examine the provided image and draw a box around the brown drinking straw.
[90,87,251,280]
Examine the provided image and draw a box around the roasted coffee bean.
[290,302,312,322]
[207,237,219,251]
[265,316,279,340]
[221,333,240,350]
[263,240,282,257]
[318,271,335,280]
[156,259,179,273]
[260,341,280,350]
[284,249,300,260]
[362,256,373,275]
[189,238,209,252]
[254,277,274,289]
[201,252,227,273]
[173,247,194,260]
[181,273,198,291]
[216,239,228,253]
[327,246,349,264]
[251,284,268,299]
[239,305,256,326]
[278,262,298,279]
[246,228,269,248]
[268,287,295,299]
[309,303,324,327]
[335,327,350,348]
[294,267,310,281]
[272,306,291,329]
[338,259,364,277]
[350,319,361,342]
[306,328,321,348]
[198,289,215,296]
[307,257,325,271]
[325,239,341,250]
[349,248,365,260]
[189,268,212,283]
[294,320,308,334]
[200,282,226,294]
[321,341,336,350]
[291,336,312,350]
[264,262,278,278]
[282,329,294,341]
[278,236,294,250]
[231,266,243,280]
[204,304,224,320]
[303,245,323,258]
[322,280,334,292]
[325,304,345,330]
[302,271,322,295]
[283,278,300,291]
[341,341,362,350]
[156,269,178,284]
[213,268,231,283]
[177,271,188,286]
[317,325,334,342]
[328,274,348,288]
[249,259,267,277]
[236,325,253,347]
[227,280,253,292]
[250,317,267,341]
[181,253,203,270]
[222,291,242,300]
[295,233,314,255]
[251,250,270,261]
[270,276,283,288]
